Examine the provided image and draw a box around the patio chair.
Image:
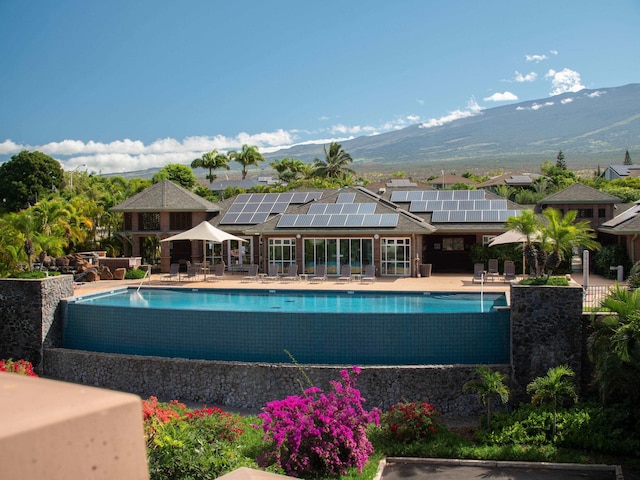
[309,265,327,283]
[208,262,226,281]
[338,264,352,282]
[164,263,181,281]
[472,263,485,283]
[361,265,376,283]
[503,261,517,282]
[265,263,280,281]
[281,264,300,282]
[487,259,499,281]
[242,264,259,282]
[185,264,199,281]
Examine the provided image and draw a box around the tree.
[228,144,265,180]
[556,150,566,169]
[152,164,197,189]
[624,149,633,165]
[463,366,510,431]
[541,207,599,274]
[0,150,64,212]
[191,150,230,183]
[526,365,578,436]
[506,209,541,275]
[312,142,355,179]
[588,285,640,411]
[270,158,307,183]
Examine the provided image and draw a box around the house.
[600,164,640,181]
[112,180,525,276]
[598,201,640,264]
[111,179,221,272]
[423,173,477,189]
[537,183,622,229]
[476,173,543,190]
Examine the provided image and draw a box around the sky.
[1,0,639,174]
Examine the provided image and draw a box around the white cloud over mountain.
[483,91,518,102]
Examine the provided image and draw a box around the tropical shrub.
[593,244,631,278]
[125,268,148,280]
[519,276,569,286]
[257,367,380,478]
[0,358,38,377]
[142,396,250,480]
[379,401,443,443]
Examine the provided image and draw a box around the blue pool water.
[63,288,511,365]
[72,288,508,313]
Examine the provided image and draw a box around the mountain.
[264,84,640,174]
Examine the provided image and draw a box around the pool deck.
[73,270,618,297]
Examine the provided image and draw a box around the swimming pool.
[63,287,511,365]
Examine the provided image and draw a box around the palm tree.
[526,365,578,436]
[312,142,355,179]
[228,145,265,180]
[191,150,230,183]
[541,208,599,275]
[463,366,510,430]
[506,209,541,276]
[588,285,640,408]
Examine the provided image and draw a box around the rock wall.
[0,276,74,372]
[43,348,507,415]
[509,283,584,403]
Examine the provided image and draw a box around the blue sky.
[1,0,639,174]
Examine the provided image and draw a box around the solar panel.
[482,210,500,222]
[277,215,297,227]
[490,199,508,210]
[235,212,254,223]
[460,200,475,210]
[602,205,640,227]
[449,210,466,222]
[426,200,443,211]
[466,210,483,222]
[470,190,485,199]
[227,203,244,213]
[337,193,356,203]
[313,214,331,226]
[296,215,314,227]
[326,203,343,214]
[407,191,424,202]
[379,214,399,226]
[278,192,294,202]
[390,191,409,202]
[431,211,450,222]
[452,190,469,200]
[256,202,273,212]
[438,190,454,200]
[219,213,239,224]
[345,214,365,226]
[272,202,289,213]
[422,191,439,200]
[307,204,326,214]
[358,203,376,213]
[475,200,491,210]
[442,200,458,210]
[235,193,252,202]
[341,203,359,214]
[409,200,428,212]
[250,212,269,223]
[290,192,309,203]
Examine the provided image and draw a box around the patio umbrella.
[488,230,538,275]
[160,221,247,279]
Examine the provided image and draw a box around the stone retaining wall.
[0,276,73,372]
[43,348,506,415]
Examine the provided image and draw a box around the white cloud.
[483,91,518,102]
[0,139,29,155]
[586,90,605,98]
[550,50,558,56]
[419,98,482,129]
[526,54,547,63]
[561,97,574,104]
[514,71,537,83]
[516,101,555,111]
[545,68,585,95]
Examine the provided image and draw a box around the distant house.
[476,173,542,190]
[207,176,281,195]
[424,174,476,189]
[598,201,640,264]
[600,165,640,181]
[537,183,622,229]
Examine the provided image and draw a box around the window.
[577,209,593,219]
[482,235,496,247]
[442,237,464,251]
[598,208,606,218]
[170,212,192,230]
[124,213,132,231]
[139,212,160,231]
[381,238,411,276]
[268,238,296,274]
[302,238,374,275]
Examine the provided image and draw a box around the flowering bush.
[380,401,442,443]
[0,358,38,377]
[257,366,380,478]
[142,396,249,479]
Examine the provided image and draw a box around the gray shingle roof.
[540,183,622,204]
[111,179,220,212]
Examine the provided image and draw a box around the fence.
[583,285,615,311]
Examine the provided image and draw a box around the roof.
[207,176,280,192]
[604,165,640,177]
[475,173,542,188]
[598,202,640,234]
[540,183,622,205]
[423,174,476,186]
[111,179,220,212]
[246,186,436,235]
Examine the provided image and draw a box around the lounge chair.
[242,264,259,282]
[310,265,327,283]
[265,263,280,281]
[282,264,299,282]
[487,259,499,281]
[503,261,517,282]
[338,264,352,282]
[164,263,181,281]
[208,262,226,281]
[361,265,376,283]
[185,264,199,281]
[472,263,485,283]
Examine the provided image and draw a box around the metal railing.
[583,285,616,311]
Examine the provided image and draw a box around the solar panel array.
[601,205,640,228]
[389,189,519,223]
[277,213,399,228]
[308,203,376,215]
[220,192,322,225]
[432,210,520,223]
